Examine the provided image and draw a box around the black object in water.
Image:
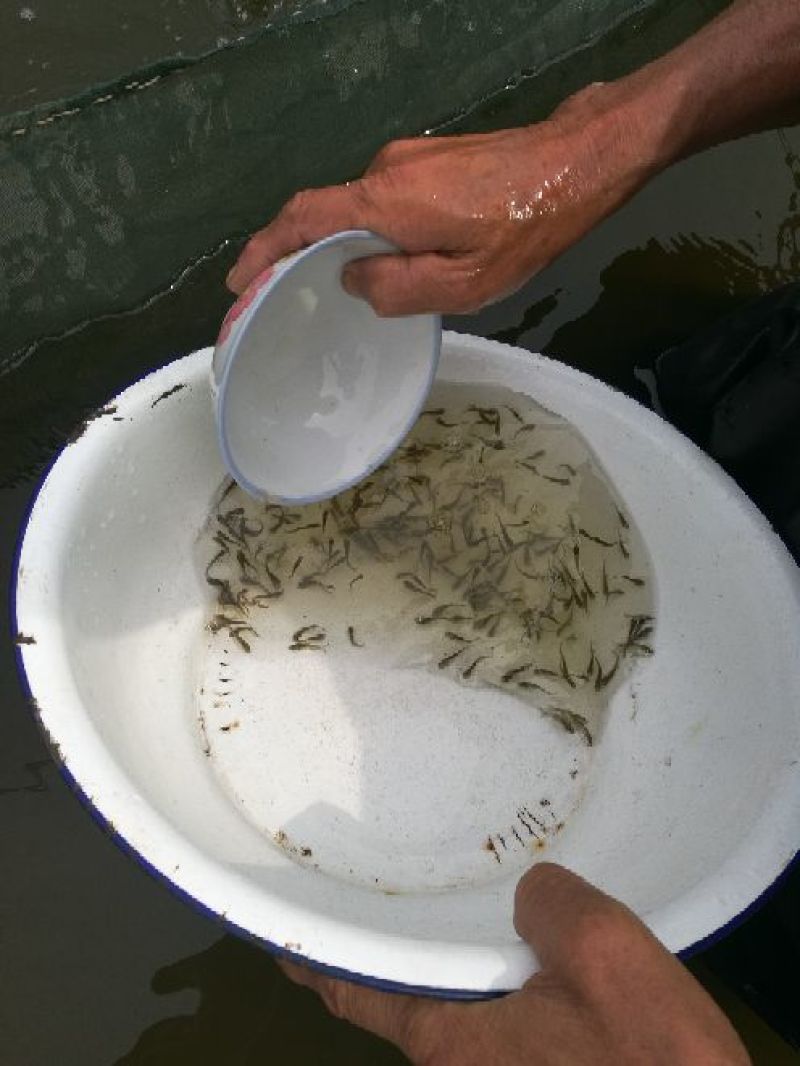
[656,282,800,559]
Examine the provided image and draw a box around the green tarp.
[1,0,730,364]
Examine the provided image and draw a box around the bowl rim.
[12,338,800,997]
[215,228,442,505]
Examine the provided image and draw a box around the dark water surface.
[2,3,800,1063]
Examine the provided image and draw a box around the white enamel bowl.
[14,334,800,997]
[213,229,441,504]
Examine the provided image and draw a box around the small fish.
[496,516,516,552]
[438,647,466,669]
[513,423,538,439]
[543,707,593,746]
[515,460,541,476]
[208,613,242,633]
[298,576,334,593]
[559,647,576,689]
[471,436,505,450]
[502,663,533,683]
[432,603,469,619]
[397,571,436,597]
[291,625,326,644]
[347,626,364,648]
[594,656,620,690]
[469,405,501,435]
[402,579,436,598]
[231,627,257,653]
[584,644,597,676]
[236,548,262,586]
[287,522,322,534]
[205,575,237,608]
[462,655,488,680]
[623,615,655,652]
[578,528,616,548]
[263,559,282,593]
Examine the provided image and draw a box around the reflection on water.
[116,937,406,1065]
[547,135,800,389]
[461,130,800,398]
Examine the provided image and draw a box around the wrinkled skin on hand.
[279,864,750,1066]
[228,0,800,318]
[227,87,657,316]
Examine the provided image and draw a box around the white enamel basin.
[14,334,800,995]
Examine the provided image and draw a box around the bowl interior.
[15,337,800,994]
[219,234,440,503]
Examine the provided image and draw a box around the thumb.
[513,862,644,979]
[342,252,477,317]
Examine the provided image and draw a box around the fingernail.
[226,265,240,291]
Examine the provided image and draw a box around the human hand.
[226,85,661,316]
[228,0,800,318]
[278,863,749,1065]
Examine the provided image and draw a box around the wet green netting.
[0,2,362,109]
[0,0,730,369]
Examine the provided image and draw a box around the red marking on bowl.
[217,266,275,346]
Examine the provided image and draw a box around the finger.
[226,182,375,294]
[513,862,643,978]
[343,252,485,316]
[277,959,439,1057]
